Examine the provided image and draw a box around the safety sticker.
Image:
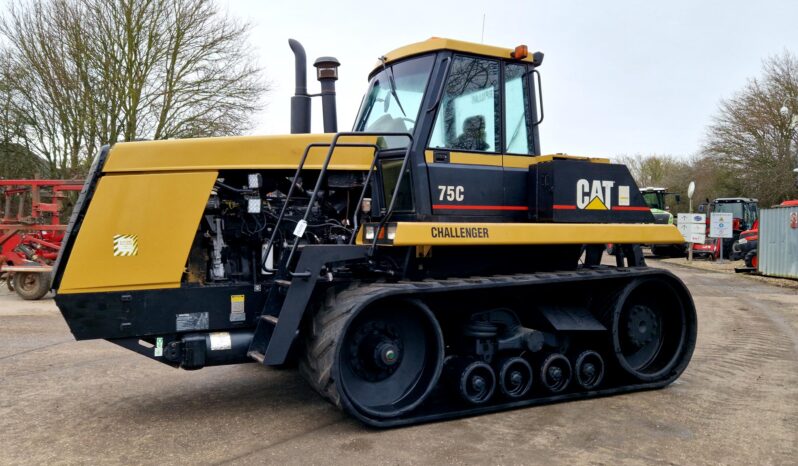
[154,337,164,357]
[209,332,232,351]
[293,219,308,237]
[230,294,246,322]
[113,234,139,257]
[176,312,209,332]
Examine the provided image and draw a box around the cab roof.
[714,197,758,203]
[371,37,542,76]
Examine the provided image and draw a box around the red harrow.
[0,180,83,299]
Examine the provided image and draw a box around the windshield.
[354,55,435,148]
[642,192,666,210]
[713,202,744,218]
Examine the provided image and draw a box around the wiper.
[379,56,406,117]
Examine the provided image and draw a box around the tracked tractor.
[52,38,696,427]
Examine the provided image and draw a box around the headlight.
[246,197,261,214]
[364,225,376,240]
[386,224,397,240]
[248,173,262,189]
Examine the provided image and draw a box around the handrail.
[261,141,381,273]
[367,137,414,255]
[284,132,414,277]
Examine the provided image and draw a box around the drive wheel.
[337,299,443,418]
[610,277,696,382]
[13,272,49,300]
[300,287,444,422]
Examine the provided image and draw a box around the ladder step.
[274,279,292,287]
[260,314,279,325]
[247,350,265,364]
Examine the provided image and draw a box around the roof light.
[511,45,528,59]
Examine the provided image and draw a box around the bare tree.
[615,153,698,212]
[0,0,267,178]
[0,48,47,178]
[703,51,798,206]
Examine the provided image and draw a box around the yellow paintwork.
[424,150,610,169]
[103,134,379,173]
[357,222,684,246]
[58,171,218,293]
[504,154,610,169]
[373,37,537,75]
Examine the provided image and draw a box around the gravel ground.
[659,256,798,289]
[1,261,796,465]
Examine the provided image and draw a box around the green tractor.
[640,187,686,257]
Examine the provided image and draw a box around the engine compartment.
[185,169,368,286]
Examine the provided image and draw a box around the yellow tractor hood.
[103,133,379,173]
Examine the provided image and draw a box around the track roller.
[540,353,572,393]
[497,357,533,399]
[574,350,604,390]
[448,358,496,404]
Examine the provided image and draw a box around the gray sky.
[3,0,797,158]
[222,0,798,158]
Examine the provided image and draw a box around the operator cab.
[352,38,545,220]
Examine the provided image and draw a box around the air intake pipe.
[289,39,311,134]
[314,56,340,133]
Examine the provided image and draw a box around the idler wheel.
[448,358,496,405]
[609,277,696,382]
[498,357,533,399]
[574,350,605,390]
[540,353,572,393]
[338,299,444,419]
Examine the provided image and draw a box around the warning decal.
[230,294,246,322]
[113,234,139,257]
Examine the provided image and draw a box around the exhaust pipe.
[289,39,311,134]
[314,56,340,133]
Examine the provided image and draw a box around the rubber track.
[298,266,695,427]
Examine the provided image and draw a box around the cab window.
[429,55,500,152]
[504,63,534,154]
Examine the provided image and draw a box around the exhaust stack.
[314,56,340,133]
[288,39,311,134]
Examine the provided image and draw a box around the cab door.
[426,55,504,216]
[502,62,539,218]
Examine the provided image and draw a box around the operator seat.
[452,115,489,151]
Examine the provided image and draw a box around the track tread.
[299,283,392,408]
[295,266,694,427]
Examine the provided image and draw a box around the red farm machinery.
[0,179,83,299]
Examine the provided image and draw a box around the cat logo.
[576,179,615,210]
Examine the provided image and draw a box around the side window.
[504,63,534,154]
[429,56,500,152]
